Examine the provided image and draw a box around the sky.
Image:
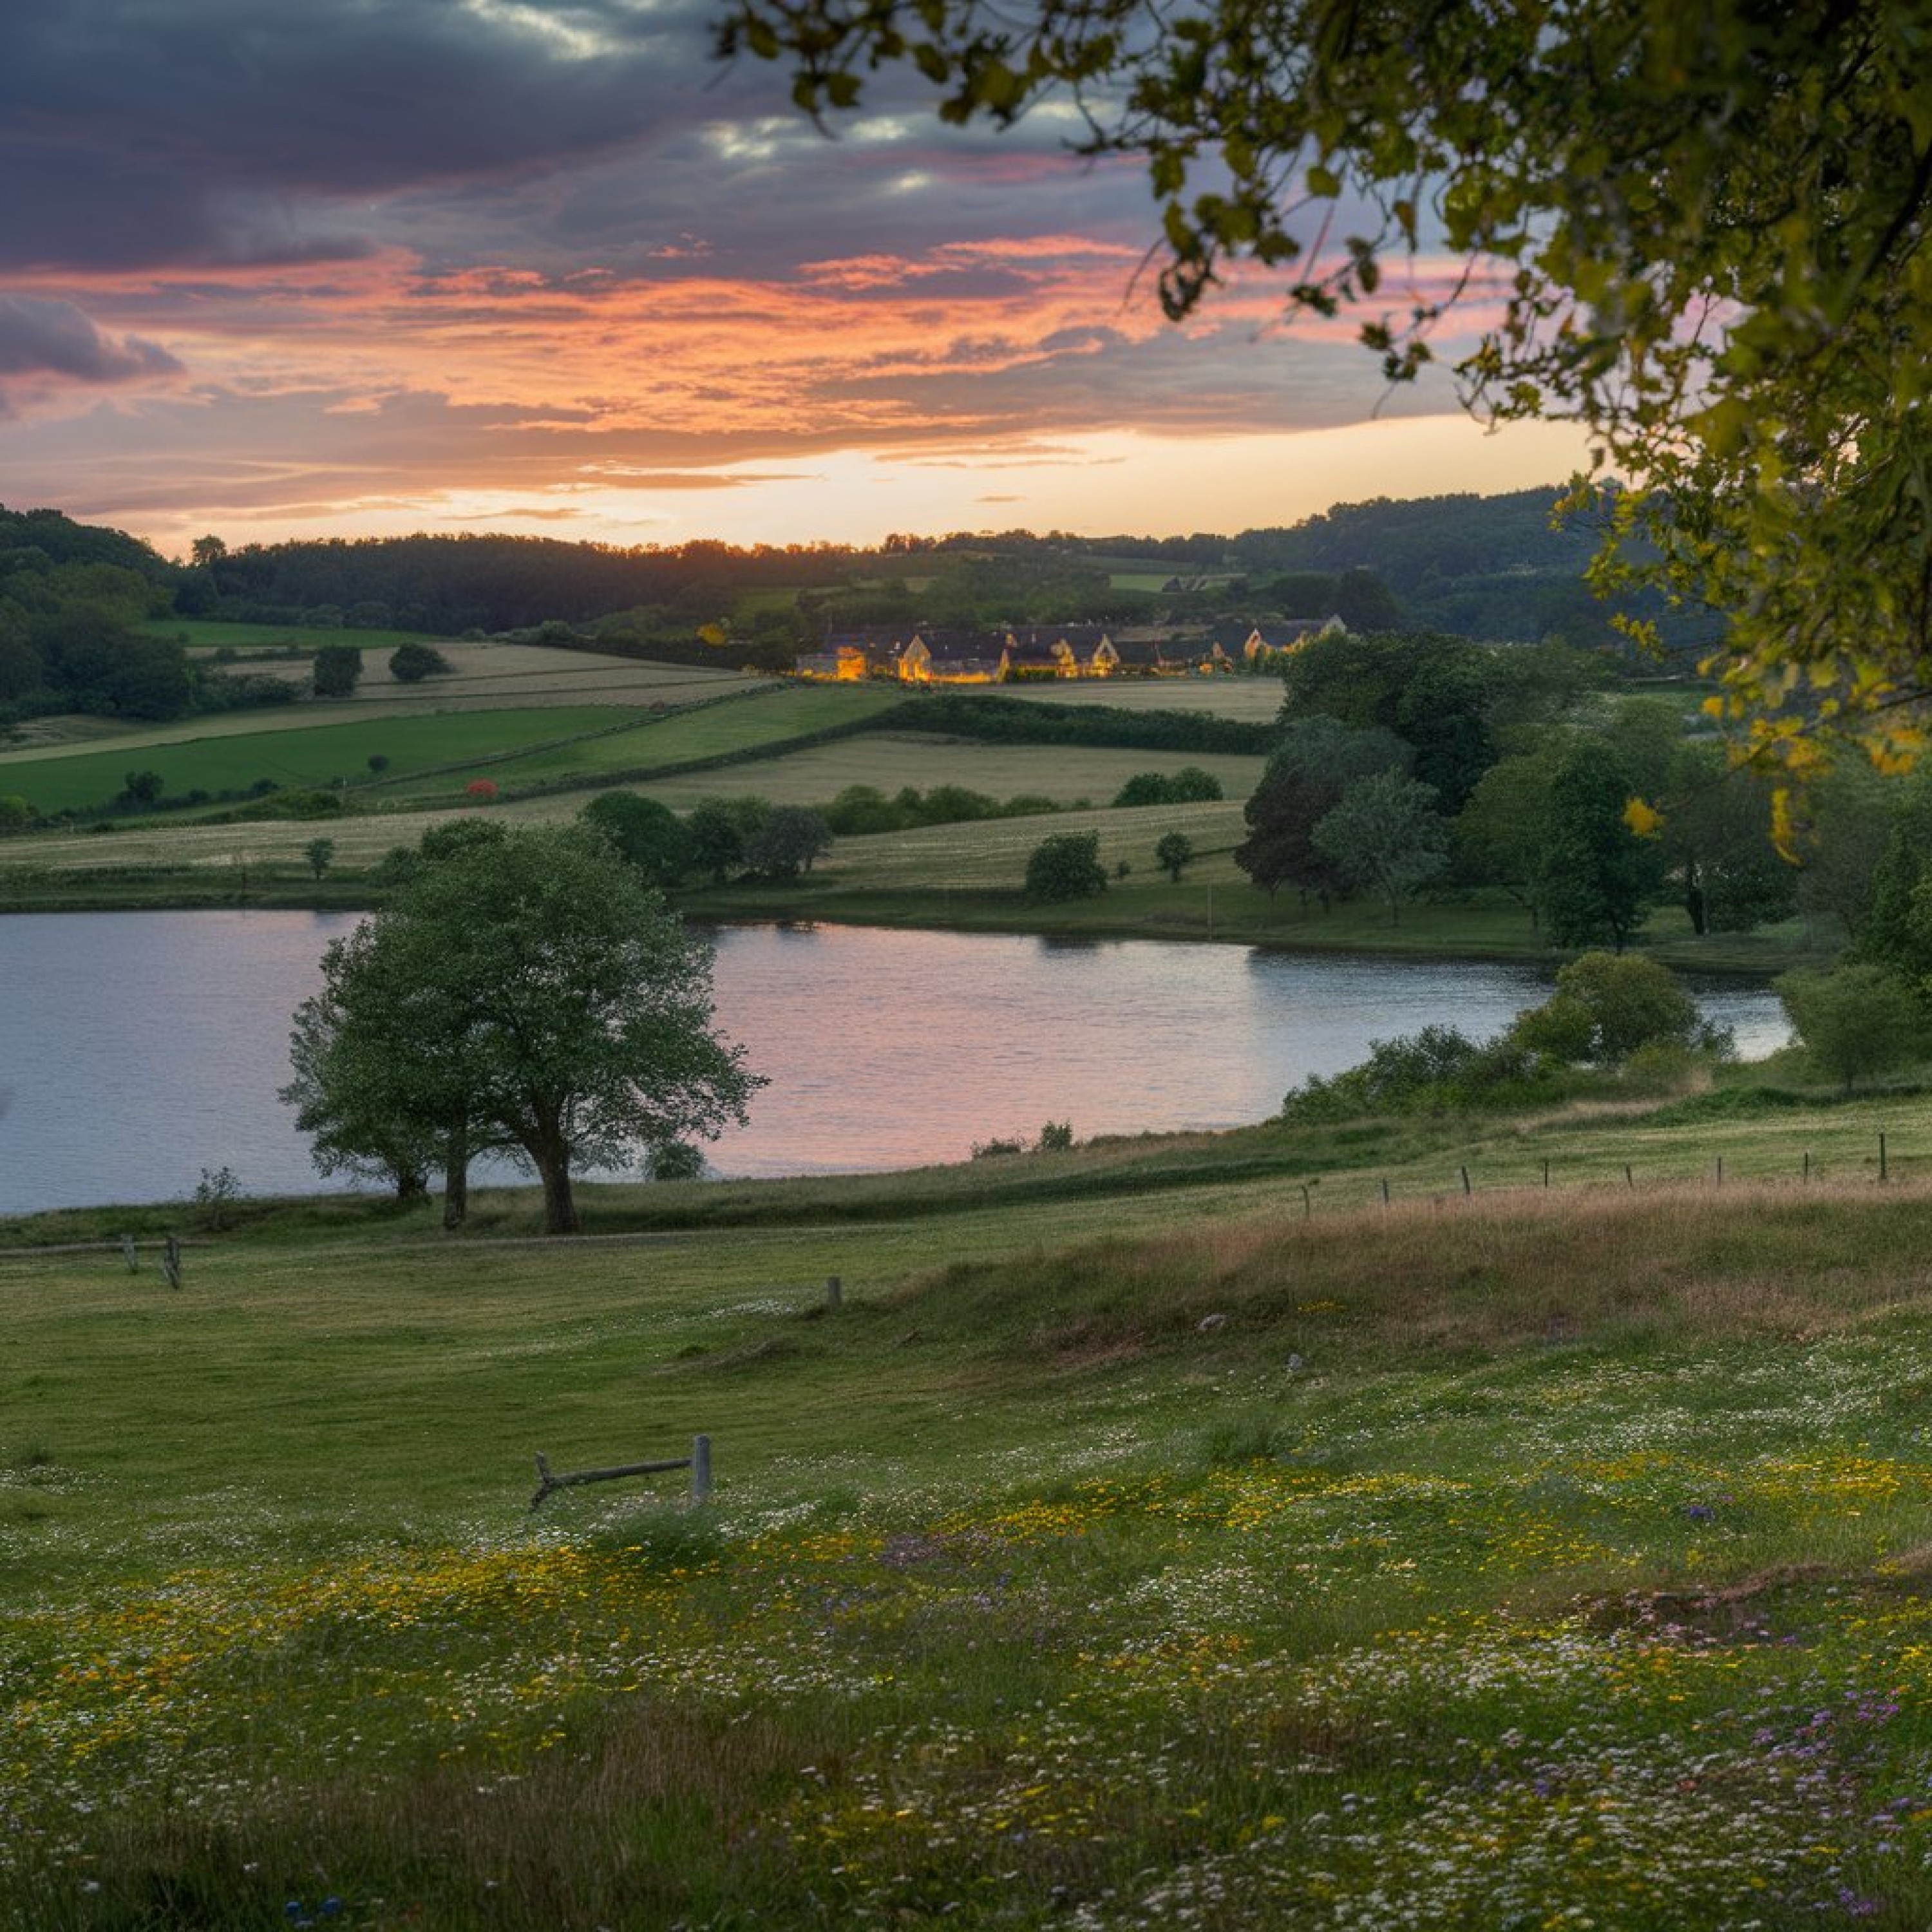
[0,0,1591,562]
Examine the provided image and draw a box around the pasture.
[996,677,1282,721]
[625,736,1268,813]
[0,682,898,819]
[10,1119,1932,1929]
[0,708,655,817]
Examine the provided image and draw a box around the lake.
[0,912,1789,1215]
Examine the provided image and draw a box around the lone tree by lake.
[283,824,762,1235]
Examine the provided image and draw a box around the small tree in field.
[1025,831,1108,902]
[312,644,363,699]
[303,837,336,881]
[1776,965,1925,1092]
[742,804,833,880]
[1155,831,1195,882]
[388,642,453,683]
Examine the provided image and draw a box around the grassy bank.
[8,1094,1932,1927]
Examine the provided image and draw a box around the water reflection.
[0,913,1789,1214]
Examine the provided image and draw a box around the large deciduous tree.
[283,826,762,1235]
[579,790,693,890]
[1540,746,1667,952]
[1310,767,1447,922]
[1235,715,1407,904]
[723,0,1932,790]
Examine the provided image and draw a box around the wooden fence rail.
[529,1435,711,1511]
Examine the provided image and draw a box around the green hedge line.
[867,692,1276,755]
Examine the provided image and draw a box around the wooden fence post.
[1880,1132,1889,1182]
[826,1274,842,1311]
[690,1434,712,1504]
[1460,1166,1472,1197]
[161,1235,182,1290]
[120,1233,138,1274]
[1380,1178,1390,1208]
[1300,1184,1311,1218]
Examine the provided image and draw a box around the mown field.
[994,676,1283,721]
[0,681,895,820]
[9,1091,1932,1930]
[624,737,1267,813]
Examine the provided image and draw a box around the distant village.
[795,614,1347,684]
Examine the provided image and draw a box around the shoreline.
[0,873,1828,979]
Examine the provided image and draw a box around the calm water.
[0,912,1788,1215]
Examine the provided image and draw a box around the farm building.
[798,616,1346,684]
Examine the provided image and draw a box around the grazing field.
[9,1116,1932,1930]
[0,683,898,819]
[302,642,752,710]
[0,652,752,784]
[627,736,1268,813]
[0,708,655,816]
[991,676,1285,721]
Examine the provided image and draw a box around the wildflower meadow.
[9,1168,1932,1928]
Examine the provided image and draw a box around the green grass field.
[625,737,1267,812]
[980,676,1284,721]
[0,708,655,815]
[0,683,900,818]
[9,1086,1932,1929]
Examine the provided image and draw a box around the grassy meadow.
[992,677,1283,721]
[10,1097,1932,1929]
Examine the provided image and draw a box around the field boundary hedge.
[864,691,1276,755]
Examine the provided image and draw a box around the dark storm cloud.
[0,0,706,270]
[0,296,182,381]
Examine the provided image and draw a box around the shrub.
[647,1140,706,1181]
[1025,831,1107,902]
[1036,1121,1074,1151]
[193,1165,242,1232]
[1513,951,1703,1065]
[465,779,498,802]
[1282,1024,1557,1122]
[311,643,363,698]
[971,1135,1027,1159]
[1113,768,1226,808]
[388,642,453,683]
[1776,963,1926,1091]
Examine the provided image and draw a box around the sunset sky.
[2,0,1590,561]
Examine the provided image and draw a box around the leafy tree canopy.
[579,790,692,890]
[285,826,761,1234]
[1777,965,1926,1092]
[723,0,1931,784]
[1025,829,1108,902]
[388,641,453,683]
[1235,714,1408,902]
